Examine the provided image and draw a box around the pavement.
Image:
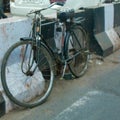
[1,49,120,120]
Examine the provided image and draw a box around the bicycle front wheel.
[65,25,89,78]
[1,41,55,108]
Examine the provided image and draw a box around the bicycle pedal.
[85,50,90,54]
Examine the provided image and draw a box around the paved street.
[1,50,120,120]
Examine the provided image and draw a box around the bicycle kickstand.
[61,61,67,78]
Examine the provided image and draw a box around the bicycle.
[1,2,89,108]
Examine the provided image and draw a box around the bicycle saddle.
[57,9,75,22]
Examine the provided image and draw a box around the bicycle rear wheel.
[1,40,55,108]
[64,25,89,78]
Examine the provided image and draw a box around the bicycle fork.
[21,44,38,76]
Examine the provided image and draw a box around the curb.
[93,3,120,56]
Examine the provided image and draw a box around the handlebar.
[27,2,75,23]
[27,2,63,15]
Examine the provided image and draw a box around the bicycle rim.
[65,26,89,78]
[1,41,54,108]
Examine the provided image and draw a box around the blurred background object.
[3,0,10,12]
[0,0,8,19]
[50,0,66,4]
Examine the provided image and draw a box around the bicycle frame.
[20,2,88,78]
[28,13,65,60]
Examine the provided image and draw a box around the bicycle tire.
[1,40,55,108]
[64,25,89,78]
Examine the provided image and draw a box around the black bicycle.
[1,3,89,108]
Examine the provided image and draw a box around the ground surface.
[1,50,120,120]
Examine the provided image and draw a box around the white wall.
[0,16,32,113]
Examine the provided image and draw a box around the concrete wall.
[0,16,55,113]
[93,3,120,56]
[0,16,32,113]
[0,17,32,66]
